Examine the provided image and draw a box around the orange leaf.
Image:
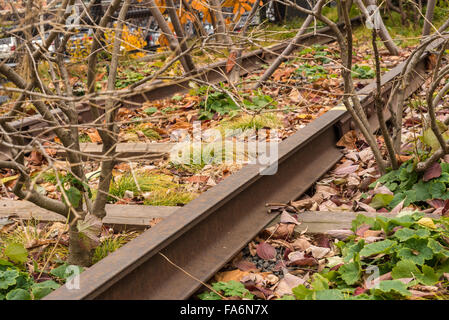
[87,130,102,143]
[226,51,238,73]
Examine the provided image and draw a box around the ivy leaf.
[198,291,222,300]
[416,265,439,286]
[427,238,449,257]
[4,243,28,264]
[0,269,19,289]
[393,228,430,242]
[31,280,60,300]
[374,280,411,297]
[359,239,397,257]
[397,239,434,265]
[391,260,420,279]
[292,284,314,300]
[339,261,361,285]
[212,281,253,299]
[428,181,446,199]
[50,264,84,280]
[5,288,31,300]
[370,194,394,209]
[315,289,345,300]
[311,273,329,291]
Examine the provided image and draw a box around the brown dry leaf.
[280,211,300,225]
[274,272,305,297]
[336,130,357,149]
[226,51,238,73]
[215,269,250,282]
[29,151,43,166]
[248,241,258,256]
[257,242,277,260]
[291,238,312,251]
[87,130,102,143]
[289,88,303,104]
[234,260,259,272]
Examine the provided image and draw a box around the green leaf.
[428,238,449,257]
[5,288,31,300]
[370,194,394,209]
[315,289,345,300]
[212,281,253,299]
[413,181,432,201]
[339,261,361,285]
[50,264,84,280]
[311,273,329,291]
[374,280,411,297]
[359,239,397,257]
[31,279,60,296]
[144,107,158,115]
[4,243,28,264]
[416,265,439,286]
[393,228,430,242]
[391,260,420,279]
[65,187,81,208]
[397,239,434,265]
[342,239,365,263]
[198,291,222,300]
[351,215,376,232]
[429,181,446,198]
[292,284,314,300]
[279,294,296,300]
[0,269,19,289]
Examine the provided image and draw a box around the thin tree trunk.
[422,0,436,36]
[356,0,400,55]
[229,0,260,83]
[209,0,231,45]
[147,0,194,73]
[254,0,326,89]
[166,0,196,73]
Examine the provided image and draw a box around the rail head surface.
[44,26,439,301]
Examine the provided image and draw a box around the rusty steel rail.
[44,40,439,299]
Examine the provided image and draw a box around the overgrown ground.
[199,61,449,300]
[1,7,448,299]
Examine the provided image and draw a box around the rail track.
[42,35,443,299]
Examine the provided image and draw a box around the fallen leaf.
[423,162,442,182]
[257,242,277,260]
[280,211,300,225]
[226,51,238,73]
[215,269,250,282]
[291,238,312,251]
[417,217,436,229]
[87,130,102,143]
[336,130,357,149]
[274,272,305,297]
[334,165,359,176]
[307,245,330,259]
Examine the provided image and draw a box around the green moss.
[78,133,92,143]
[143,190,197,206]
[108,173,196,206]
[129,124,161,140]
[219,113,282,132]
[92,233,137,264]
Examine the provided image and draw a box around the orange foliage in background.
[156,0,261,47]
